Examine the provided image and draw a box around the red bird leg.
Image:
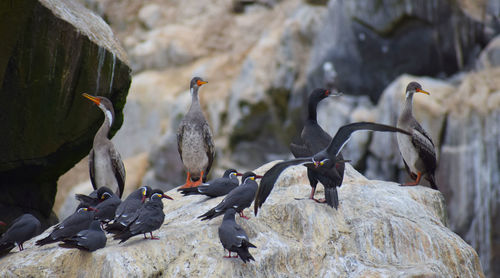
[223,250,232,258]
[232,254,239,258]
[150,232,160,240]
[239,211,250,220]
[18,243,23,251]
[402,172,422,186]
[143,233,148,239]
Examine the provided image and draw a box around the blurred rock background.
[54,0,499,276]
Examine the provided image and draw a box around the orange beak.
[416,88,430,95]
[82,93,101,105]
[196,80,208,86]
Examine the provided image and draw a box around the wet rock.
[0,163,483,277]
[0,0,131,229]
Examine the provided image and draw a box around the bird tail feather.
[236,241,256,263]
[325,187,339,209]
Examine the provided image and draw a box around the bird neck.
[95,114,112,142]
[307,98,320,123]
[222,211,236,221]
[189,87,202,112]
[402,92,414,117]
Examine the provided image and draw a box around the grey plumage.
[36,208,95,246]
[105,186,152,233]
[397,82,438,190]
[199,172,260,221]
[218,208,256,263]
[83,93,126,198]
[0,214,41,253]
[178,169,240,197]
[113,190,171,243]
[59,220,107,252]
[94,190,122,223]
[177,77,215,186]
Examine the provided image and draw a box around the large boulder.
[0,163,483,277]
[0,0,131,229]
[307,0,494,101]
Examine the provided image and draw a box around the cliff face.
[0,0,131,228]
[0,163,483,277]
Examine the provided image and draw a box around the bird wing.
[326,122,411,158]
[202,123,215,182]
[108,145,125,198]
[129,204,164,234]
[254,158,313,216]
[176,123,185,164]
[290,143,312,158]
[411,126,437,173]
[88,149,97,190]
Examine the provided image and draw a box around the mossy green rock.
[0,0,131,229]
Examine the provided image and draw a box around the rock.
[0,163,483,277]
[138,4,164,30]
[478,35,500,69]
[307,0,492,101]
[0,0,131,229]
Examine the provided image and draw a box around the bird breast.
[180,125,209,173]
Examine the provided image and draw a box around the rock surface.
[0,163,483,277]
[0,0,131,229]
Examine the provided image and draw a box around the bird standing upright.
[218,208,256,263]
[290,88,344,202]
[254,122,412,214]
[82,93,126,198]
[397,82,438,190]
[177,77,215,189]
[105,186,152,234]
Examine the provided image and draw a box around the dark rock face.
[0,0,131,230]
[308,0,492,101]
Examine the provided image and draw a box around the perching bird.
[82,93,126,198]
[59,220,107,252]
[254,122,411,214]
[36,207,96,246]
[105,186,152,234]
[178,168,241,198]
[218,208,256,263]
[177,77,215,189]
[199,172,262,221]
[75,186,118,212]
[397,82,438,190]
[113,190,172,243]
[94,189,122,223]
[0,214,41,253]
[290,88,344,202]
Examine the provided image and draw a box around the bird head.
[190,77,208,91]
[312,157,329,168]
[150,189,174,201]
[241,172,263,183]
[405,82,430,98]
[82,93,115,125]
[224,168,241,178]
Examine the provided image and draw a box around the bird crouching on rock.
[177,77,215,189]
[397,82,438,190]
[36,207,96,246]
[0,214,41,254]
[82,93,126,198]
[105,186,152,234]
[178,168,241,198]
[218,208,256,263]
[113,190,173,243]
[59,220,107,252]
[198,172,262,221]
[254,122,412,215]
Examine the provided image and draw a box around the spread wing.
[290,143,312,158]
[326,122,411,158]
[202,123,215,182]
[109,145,126,198]
[88,149,97,190]
[254,158,313,216]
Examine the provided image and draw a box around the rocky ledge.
[0,163,483,277]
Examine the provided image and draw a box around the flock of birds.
[0,77,439,264]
